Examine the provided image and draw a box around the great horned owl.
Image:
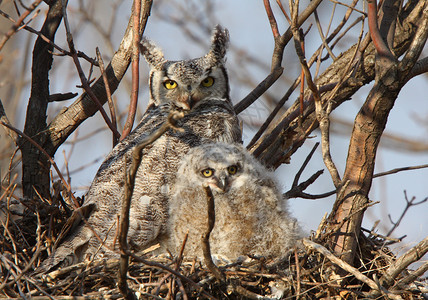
[38,26,241,273]
[163,143,302,260]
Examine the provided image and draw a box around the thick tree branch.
[328,0,427,266]
[45,0,153,157]
[20,0,65,200]
[250,0,422,170]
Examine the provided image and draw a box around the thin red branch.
[121,0,142,140]
[0,0,43,51]
[367,0,394,59]
[276,0,291,24]
[264,0,280,39]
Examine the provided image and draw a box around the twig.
[61,2,121,140]
[0,212,44,292]
[201,186,225,282]
[96,47,118,147]
[264,0,280,38]
[285,170,336,200]
[387,192,428,237]
[293,142,319,187]
[48,92,78,102]
[395,261,428,288]
[379,236,428,289]
[234,66,283,114]
[314,10,336,61]
[302,239,402,300]
[294,247,301,298]
[128,252,216,300]
[121,0,142,140]
[0,99,18,145]
[0,0,43,51]
[374,163,428,178]
[289,6,341,188]
[118,110,185,299]
[360,227,403,244]
[367,0,395,60]
[0,122,80,208]
[276,0,291,24]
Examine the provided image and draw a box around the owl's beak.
[186,94,194,110]
[213,175,228,192]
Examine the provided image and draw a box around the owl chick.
[163,143,302,261]
[38,25,241,273]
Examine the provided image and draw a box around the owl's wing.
[37,105,170,273]
[34,217,95,274]
[54,203,95,249]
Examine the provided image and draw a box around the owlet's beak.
[210,175,229,192]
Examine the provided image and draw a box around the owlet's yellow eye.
[201,168,214,177]
[163,80,177,90]
[201,76,214,87]
[227,165,238,175]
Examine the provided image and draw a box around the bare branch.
[302,239,402,300]
[45,0,153,155]
[374,163,428,178]
[96,47,118,147]
[379,236,428,290]
[399,4,428,78]
[387,192,428,237]
[0,99,18,145]
[61,2,121,140]
[264,0,280,39]
[0,0,43,51]
[395,262,428,288]
[405,56,428,81]
[367,0,395,60]
[121,0,143,140]
[234,67,283,114]
[118,110,185,298]
[201,186,225,282]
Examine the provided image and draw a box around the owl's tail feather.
[33,204,96,275]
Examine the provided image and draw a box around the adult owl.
[162,143,302,260]
[38,25,241,273]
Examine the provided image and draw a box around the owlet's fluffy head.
[176,143,262,194]
[140,25,230,110]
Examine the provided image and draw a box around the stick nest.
[0,196,427,299]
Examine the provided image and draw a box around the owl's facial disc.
[201,169,233,192]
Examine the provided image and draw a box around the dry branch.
[329,0,428,266]
[118,110,185,298]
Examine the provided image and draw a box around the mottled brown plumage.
[38,26,241,273]
[162,143,302,260]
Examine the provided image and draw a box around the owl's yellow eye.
[227,165,238,175]
[201,76,214,87]
[201,168,214,177]
[163,80,177,90]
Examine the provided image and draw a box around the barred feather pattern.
[37,99,241,273]
[37,25,241,273]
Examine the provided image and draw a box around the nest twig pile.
[0,192,427,299]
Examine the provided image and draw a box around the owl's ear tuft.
[207,25,229,64]
[140,38,167,70]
